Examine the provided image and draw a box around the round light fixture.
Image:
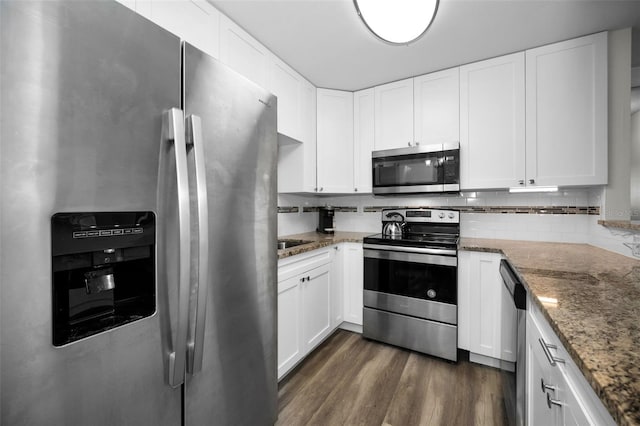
[353,0,439,45]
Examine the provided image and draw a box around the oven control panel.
[383,208,459,224]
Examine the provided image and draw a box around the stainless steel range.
[362,208,460,361]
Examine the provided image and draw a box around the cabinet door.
[466,251,516,361]
[460,52,525,190]
[414,67,459,146]
[330,246,343,328]
[277,80,316,194]
[374,78,414,151]
[343,243,364,326]
[525,32,607,187]
[149,0,220,59]
[353,88,374,193]
[277,275,302,379]
[219,14,269,89]
[269,56,303,141]
[316,89,354,193]
[301,263,332,351]
[469,252,501,358]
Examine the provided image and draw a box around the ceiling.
[210,0,640,92]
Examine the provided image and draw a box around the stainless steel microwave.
[372,142,460,195]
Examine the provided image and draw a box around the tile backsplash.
[278,188,640,258]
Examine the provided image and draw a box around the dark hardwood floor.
[277,330,509,426]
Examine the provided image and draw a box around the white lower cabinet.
[527,295,616,426]
[277,248,333,379]
[277,243,364,380]
[330,246,344,328]
[458,251,516,365]
[341,243,364,327]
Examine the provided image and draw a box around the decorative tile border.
[362,206,600,215]
[300,206,358,213]
[277,206,299,214]
[281,205,600,215]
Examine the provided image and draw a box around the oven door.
[363,246,457,325]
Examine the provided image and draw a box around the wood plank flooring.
[277,330,508,426]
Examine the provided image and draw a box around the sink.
[277,239,312,250]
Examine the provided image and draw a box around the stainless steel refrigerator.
[0,1,278,425]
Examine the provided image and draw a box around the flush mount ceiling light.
[353,0,439,45]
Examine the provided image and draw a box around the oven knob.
[448,213,455,219]
[427,289,437,299]
[438,212,445,219]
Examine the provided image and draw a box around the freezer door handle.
[185,114,209,375]
[162,108,191,388]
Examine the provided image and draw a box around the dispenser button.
[93,248,122,265]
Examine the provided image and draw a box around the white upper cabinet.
[316,89,354,193]
[268,56,304,141]
[148,0,220,58]
[460,52,526,190]
[525,32,608,187]
[219,14,269,89]
[374,78,414,151]
[353,88,375,193]
[414,67,460,146]
[301,81,317,192]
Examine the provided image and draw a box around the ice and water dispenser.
[51,212,156,346]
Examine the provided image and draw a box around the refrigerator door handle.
[185,114,209,375]
[162,108,191,388]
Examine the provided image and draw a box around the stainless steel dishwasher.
[500,259,528,426]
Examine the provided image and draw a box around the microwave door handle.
[185,114,209,375]
[160,108,191,388]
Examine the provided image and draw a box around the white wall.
[602,28,632,220]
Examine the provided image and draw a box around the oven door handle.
[363,243,457,257]
[364,248,457,267]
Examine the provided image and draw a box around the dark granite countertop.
[277,231,371,260]
[460,238,640,426]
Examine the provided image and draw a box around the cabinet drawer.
[278,247,332,282]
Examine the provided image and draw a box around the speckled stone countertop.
[460,238,640,426]
[277,231,372,260]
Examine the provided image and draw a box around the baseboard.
[469,352,515,372]
[338,321,363,334]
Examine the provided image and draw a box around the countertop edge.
[277,232,370,259]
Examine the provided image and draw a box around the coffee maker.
[317,206,335,234]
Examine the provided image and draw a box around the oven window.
[373,151,444,187]
[364,256,456,304]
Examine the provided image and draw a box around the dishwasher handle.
[500,259,527,310]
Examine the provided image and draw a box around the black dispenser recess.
[51,212,156,346]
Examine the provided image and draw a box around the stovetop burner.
[365,208,460,250]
